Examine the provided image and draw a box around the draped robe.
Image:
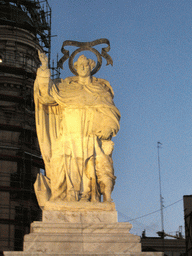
[34,67,120,202]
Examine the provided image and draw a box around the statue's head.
[74,55,96,77]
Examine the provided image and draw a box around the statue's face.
[76,59,91,77]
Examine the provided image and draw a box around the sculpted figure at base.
[34,47,120,206]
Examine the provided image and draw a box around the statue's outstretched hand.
[38,50,48,69]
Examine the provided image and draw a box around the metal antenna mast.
[157,141,164,235]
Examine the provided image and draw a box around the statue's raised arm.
[34,51,55,105]
[38,50,48,69]
[34,40,121,209]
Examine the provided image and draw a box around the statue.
[34,40,120,207]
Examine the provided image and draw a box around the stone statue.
[34,44,120,207]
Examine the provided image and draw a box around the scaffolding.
[0,0,51,65]
[0,0,53,253]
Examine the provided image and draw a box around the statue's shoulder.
[52,77,72,84]
[52,78,62,84]
[62,76,78,84]
[54,76,78,88]
[92,77,114,98]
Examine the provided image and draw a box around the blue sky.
[48,0,192,237]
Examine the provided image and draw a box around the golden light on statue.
[34,39,120,208]
[21,39,164,256]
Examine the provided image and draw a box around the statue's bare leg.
[103,180,113,203]
[80,171,91,201]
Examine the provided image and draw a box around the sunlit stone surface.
[4,50,163,256]
[34,53,120,206]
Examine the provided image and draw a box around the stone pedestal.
[4,202,163,256]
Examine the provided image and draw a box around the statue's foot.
[103,198,113,203]
[49,197,63,203]
[80,192,90,202]
[65,194,76,202]
[103,192,113,203]
[80,197,89,202]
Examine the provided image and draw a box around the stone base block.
[4,252,164,256]
[30,221,133,233]
[43,201,116,211]
[3,209,163,256]
[24,222,140,254]
[43,209,118,223]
